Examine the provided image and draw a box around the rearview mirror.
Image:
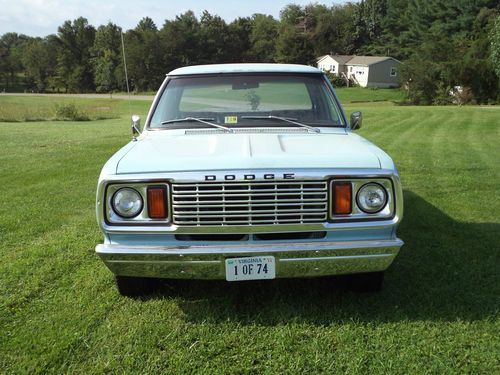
[232,81,259,90]
[131,115,141,139]
[350,111,362,130]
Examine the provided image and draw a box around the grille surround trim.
[171,180,328,226]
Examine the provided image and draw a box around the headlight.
[112,188,143,218]
[356,183,387,213]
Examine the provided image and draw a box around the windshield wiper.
[160,117,233,132]
[240,115,320,133]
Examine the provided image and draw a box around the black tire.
[115,275,159,297]
[348,271,385,293]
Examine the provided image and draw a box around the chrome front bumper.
[96,238,404,280]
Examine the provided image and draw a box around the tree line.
[1,1,499,104]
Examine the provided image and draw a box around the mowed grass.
[0,96,499,373]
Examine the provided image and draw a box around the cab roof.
[168,63,322,76]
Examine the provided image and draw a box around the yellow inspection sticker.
[224,116,238,124]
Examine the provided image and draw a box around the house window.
[330,65,335,72]
[390,67,397,77]
[349,67,352,72]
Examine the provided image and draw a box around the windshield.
[149,74,345,129]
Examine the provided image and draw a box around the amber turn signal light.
[333,182,352,215]
[147,187,167,219]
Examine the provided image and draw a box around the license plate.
[225,256,276,281]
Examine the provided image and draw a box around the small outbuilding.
[317,54,401,88]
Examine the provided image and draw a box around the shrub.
[54,103,90,121]
[324,72,347,88]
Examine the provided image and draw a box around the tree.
[395,0,499,104]
[375,0,411,59]
[276,25,314,64]
[280,4,304,25]
[21,37,57,92]
[0,33,30,89]
[91,22,122,93]
[124,17,163,91]
[248,14,279,62]
[458,8,499,103]
[56,17,96,92]
[227,17,252,62]
[159,11,201,71]
[399,41,454,105]
[351,0,388,54]
[276,5,314,64]
[491,15,500,80]
[307,4,357,56]
[199,11,230,64]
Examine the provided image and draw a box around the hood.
[115,130,384,174]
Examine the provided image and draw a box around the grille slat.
[173,188,326,194]
[174,212,327,218]
[173,202,326,208]
[172,191,326,197]
[173,198,326,204]
[174,218,325,225]
[172,180,328,226]
[173,208,327,215]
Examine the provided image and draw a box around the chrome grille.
[171,180,328,226]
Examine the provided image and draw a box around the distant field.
[0,95,499,373]
[336,86,405,103]
[0,86,404,121]
[0,96,124,122]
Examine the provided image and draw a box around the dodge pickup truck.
[95,63,404,296]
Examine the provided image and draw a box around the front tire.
[348,271,385,293]
[115,276,159,297]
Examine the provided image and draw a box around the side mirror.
[131,115,141,139]
[350,111,362,130]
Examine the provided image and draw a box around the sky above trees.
[0,0,346,37]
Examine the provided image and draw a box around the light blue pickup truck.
[95,63,404,296]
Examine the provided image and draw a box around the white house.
[317,54,401,88]
[317,54,353,75]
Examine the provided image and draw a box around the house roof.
[317,54,354,64]
[346,56,399,66]
[317,55,401,67]
[331,55,355,64]
[168,63,321,76]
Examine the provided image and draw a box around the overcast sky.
[0,0,345,37]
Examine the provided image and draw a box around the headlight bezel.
[104,182,171,225]
[329,177,395,222]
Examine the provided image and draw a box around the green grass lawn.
[0,96,499,373]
